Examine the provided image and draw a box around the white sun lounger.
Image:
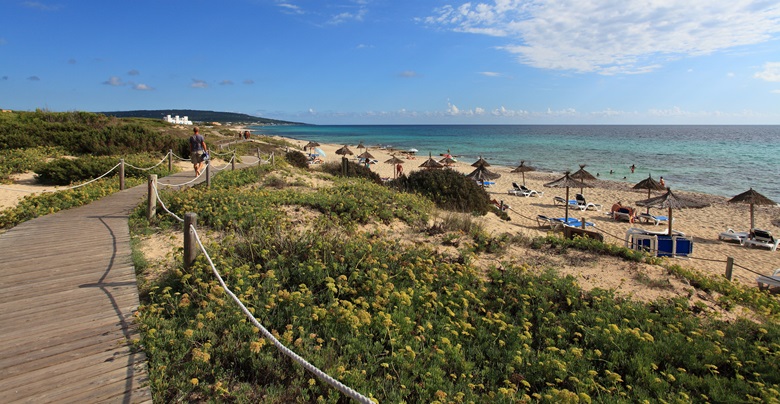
[757,269,780,290]
[718,228,749,245]
[744,229,780,251]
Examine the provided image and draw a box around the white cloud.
[219,80,234,85]
[755,62,780,82]
[191,79,208,88]
[277,2,304,15]
[23,2,61,11]
[103,76,124,86]
[133,83,153,91]
[243,79,255,85]
[128,69,140,76]
[27,76,40,81]
[399,70,419,78]
[772,89,780,94]
[425,1,780,75]
[479,71,501,77]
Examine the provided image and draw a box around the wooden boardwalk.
[0,163,241,403]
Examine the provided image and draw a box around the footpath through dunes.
[0,155,263,403]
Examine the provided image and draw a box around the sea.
[252,125,780,202]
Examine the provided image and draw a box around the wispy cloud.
[27,76,41,81]
[103,76,124,86]
[133,83,153,91]
[219,80,234,85]
[424,1,780,75]
[755,62,780,82]
[243,79,255,85]
[479,71,502,77]
[399,70,419,78]
[22,1,61,11]
[191,79,208,88]
[276,1,305,15]
[128,69,140,76]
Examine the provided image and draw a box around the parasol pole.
[667,205,673,236]
[750,203,755,231]
[565,186,570,222]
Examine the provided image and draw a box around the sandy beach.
[279,136,780,289]
[2,134,779,292]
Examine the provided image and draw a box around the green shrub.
[320,160,382,184]
[389,168,489,214]
[285,150,309,169]
[35,154,173,185]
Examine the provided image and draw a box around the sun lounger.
[757,269,780,290]
[718,228,750,245]
[510,182,543,197]
[613,207,634,222]
[575,193,602,211]
[638,213,669,226]
[553,196,577,206]
[743,229,780,251]
[537,215,594,228]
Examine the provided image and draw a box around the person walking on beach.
[396,163,403,177]
[659,176,665,188]
[189,127,208,176]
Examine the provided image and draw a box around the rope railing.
[124,152,170,171]
[151,181,184,223]
[188,224,375,404]
[171,151,191,161]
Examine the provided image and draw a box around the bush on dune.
[389,168,490,214]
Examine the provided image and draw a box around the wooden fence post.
[725,256,734,281]
[147,174,157,221]
[581,217,586,229]
[184,213,198,270]
[206,162,211,188]
[168,149,173,171]
[231,151,236,171]
[257,148,261,160]
[119,159,125,190]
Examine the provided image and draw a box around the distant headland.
[97,109,306,126]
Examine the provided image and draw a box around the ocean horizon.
[253,124,780,202]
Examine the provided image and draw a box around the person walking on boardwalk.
[189,126,208,176]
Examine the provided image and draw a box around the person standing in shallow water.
[189,127,208,176]
[630,164,635,173]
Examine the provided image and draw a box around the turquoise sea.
[253,125,780,202]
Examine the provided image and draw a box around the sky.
[1,0,780,125]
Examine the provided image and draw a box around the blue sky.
[2,0,780,124]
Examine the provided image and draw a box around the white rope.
[151,181,184,222]
[157,170,205,188]
[211,149,234,157]
[171,151,191,161]
[124,153,170,171]
[188,226,374,404]
[55,162,122,191]
[209,155,235,172]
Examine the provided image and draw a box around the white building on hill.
[163,114,193,125]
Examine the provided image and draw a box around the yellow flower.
[191,378,199,385]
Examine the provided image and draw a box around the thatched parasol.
[544,172,590,221]
[357,151,375,160]
[439,156,457,167]
[636,188,710,236]
[571,164,597,194]
[357,141,365,152]
[511,160,535,186]
[385,155,405,179]
[632,175,666,213]
[472,156,490,167]
[466,165,501,187]
[304,141,320,151]
[419,152,445,170]
[335,145,354,156]
[728,188,777,231]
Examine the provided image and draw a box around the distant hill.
[98,109,305,125]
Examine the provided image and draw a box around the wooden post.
[342,156,348,176]
[119,159,125,190]
[168,149,173,171]
[271,152,275,167]
[231,151,236,171]
[147,174,157,221]
[725,256,734,281]
[257,148,261,160]
[183,213,198,270]
[206,162,211,188]
[581,217,586,229]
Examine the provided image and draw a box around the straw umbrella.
[335,145,353,156]
[511,160,535,186]
[632,175,666,214]
[728,188,777,231]
[439,156,457,167]
[472,156,490,167]
[571,164,597,194]
[636,188,710,236]
[419,152,445,170]
[303,141,320,151]
[385,155,404,179]
[466,165,501,188]
[544,172,590,222]
[357,141,365,153]
[357,151,375,160]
